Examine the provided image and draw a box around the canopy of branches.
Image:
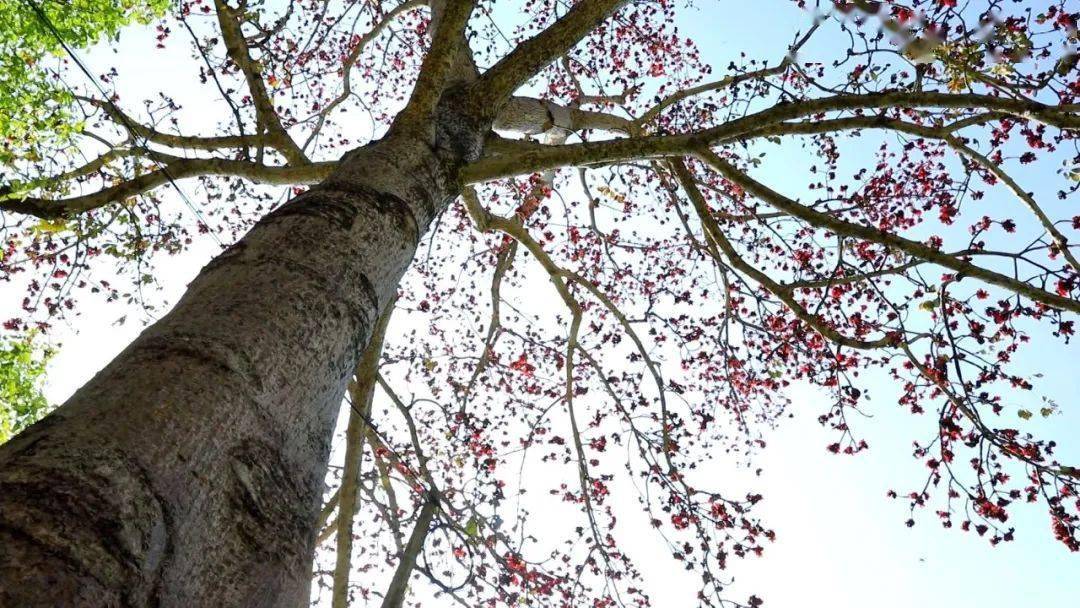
[0,0,1078,605]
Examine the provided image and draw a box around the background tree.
[0,0,1078,606]
[0,0,170,167]
[0,0,166,445]
[0,332,51,443]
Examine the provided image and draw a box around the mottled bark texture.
[0,102,485,605]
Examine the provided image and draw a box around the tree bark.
[0,126,474,607]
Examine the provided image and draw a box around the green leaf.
[0,0,169,161]
[31,218,71,234]
[464,516,479,538]
[0,333,53,444]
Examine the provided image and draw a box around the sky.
[9,0,1079,606]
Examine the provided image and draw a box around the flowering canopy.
[0,0,1077,606]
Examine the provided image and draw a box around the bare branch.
[214,0,307,164]
[332,298,396,608]
[304,0,430,149]
[1,158,334,219]
[697,149,1080,314]
[945,140,1080,273]
[632,18,823,127]
[80,96,269,151]
[635,65,789,127]
[670,159,894,350]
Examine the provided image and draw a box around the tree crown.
[1,0,1078,605]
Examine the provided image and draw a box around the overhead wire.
[22,0,224,247]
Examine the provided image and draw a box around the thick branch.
[1,159,334,219]
[396,0,477,125]
[463,93,1079,182]
[380,493,438,608]
[494,96,632,136]
[332,299,396,608]
[475,0,628,102]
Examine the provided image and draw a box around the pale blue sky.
[664,1,1080,605]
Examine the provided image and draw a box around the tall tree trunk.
[0,127,474,606]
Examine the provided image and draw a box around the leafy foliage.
[0,0,169,168]
[0,333,51,443]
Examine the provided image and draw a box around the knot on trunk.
[0,432,168,606]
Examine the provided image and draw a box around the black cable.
[22,0,223,246]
